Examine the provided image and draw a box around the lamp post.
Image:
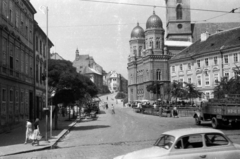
[40,5,49,142]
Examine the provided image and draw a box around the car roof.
[162,128,224,139]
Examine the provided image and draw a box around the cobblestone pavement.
[4,93,240,159]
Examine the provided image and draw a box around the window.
[40,40,42,54]
[30,57,33,77]
[154,135,175,150]
[149,38,153,48]
[188,78,191,84]
[25,54,28,74]
[197,76,202,87]
[2,39,7,65]
[179,78,184,87]
[10,1,14,24]
[3,1,8,18]
[205,72,210,86]
[157,69,161,81]
[234,53,238,63]
[139,46,142,56]
[2,89,6,102]
[176,5,182,20]
[188,63,191,70]
[172,66,175,72]
[145,39,148,48]
[205,134,229,147]
[21,13,24,33]
[15,47,19,71]
[225,72,229,80]
[133,46,137,56]
[214,57,218,65]
[21,51,24,72]
[205,58,208,66]
[214,74,219,85]
[179,64,183,71]
[25,19,28,39]
[175,135,203,149]
[197,60,200,68]
[43,44,46,57]
[206,92,210,100]
[224,55,228,64]
[36,36,38,51]
[10,90,13,102]
[36,64,39,82]
[156,38,160,49]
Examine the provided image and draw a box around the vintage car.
[114,128,240,159]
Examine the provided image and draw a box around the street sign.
[43,107,49,111]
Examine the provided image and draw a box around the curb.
[0,119,79,157]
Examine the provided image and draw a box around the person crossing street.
[111,104,115,114]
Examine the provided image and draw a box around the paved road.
[4,93,240,159]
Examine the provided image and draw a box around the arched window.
[176,5,182,20]
[139,46,142,57]
[150,39,153,48]
[156,69,161,81]
[156,38,160,49]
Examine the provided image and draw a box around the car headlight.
[113,155,124,159]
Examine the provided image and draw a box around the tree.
[48,59,99,128]
[184,82,202,105]
[170,80,186,103]
[115,92,127,99]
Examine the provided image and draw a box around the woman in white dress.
[24,119,33,144]
[32,118,40,146]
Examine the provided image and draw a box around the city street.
[4,93,240,159]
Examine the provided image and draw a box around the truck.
[193,94,240,129]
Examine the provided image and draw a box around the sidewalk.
[0,114,78,157]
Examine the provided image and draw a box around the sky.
[31,0,240,78]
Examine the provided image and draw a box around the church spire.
[75,48,80,60]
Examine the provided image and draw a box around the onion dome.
[131,22,145,38]
[146,11,163,29]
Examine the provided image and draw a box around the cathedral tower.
[165,0,192,55]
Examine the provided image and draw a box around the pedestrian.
[24,119,33,144]
[172,106,179,118]
[32,118,41,146]
[106,103,108,109]
[106,96,108,100]
[111,104,115,114]
[61,107,65,117]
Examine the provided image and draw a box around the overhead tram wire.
[193,7,240,23]
[78,0,240,14]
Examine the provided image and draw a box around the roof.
[170,27,240,61]
[163,128,223,138]
[84,67,102,75]
[192,22,240,43]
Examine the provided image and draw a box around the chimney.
[200,31,210,42]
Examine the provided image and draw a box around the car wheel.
[195,117,201,125]
[212,117,221,129]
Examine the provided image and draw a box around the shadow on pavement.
[72,125,110,131]
[98,110,106,114]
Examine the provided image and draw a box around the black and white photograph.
[0,0,240,158]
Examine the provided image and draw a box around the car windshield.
[154,135,175,150]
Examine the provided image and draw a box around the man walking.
[111,104,115,114]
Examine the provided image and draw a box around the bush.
[115,92,127,99]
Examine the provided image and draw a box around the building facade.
[72,49,104,92]
[106,71,128,93]
[34,21,54,120]
[50,52,64,60]
[0,0,36,132]
[128,12,171,102]
[169,27,240,101]
[127,0,240,103]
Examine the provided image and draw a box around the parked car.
[114,128,240,159]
